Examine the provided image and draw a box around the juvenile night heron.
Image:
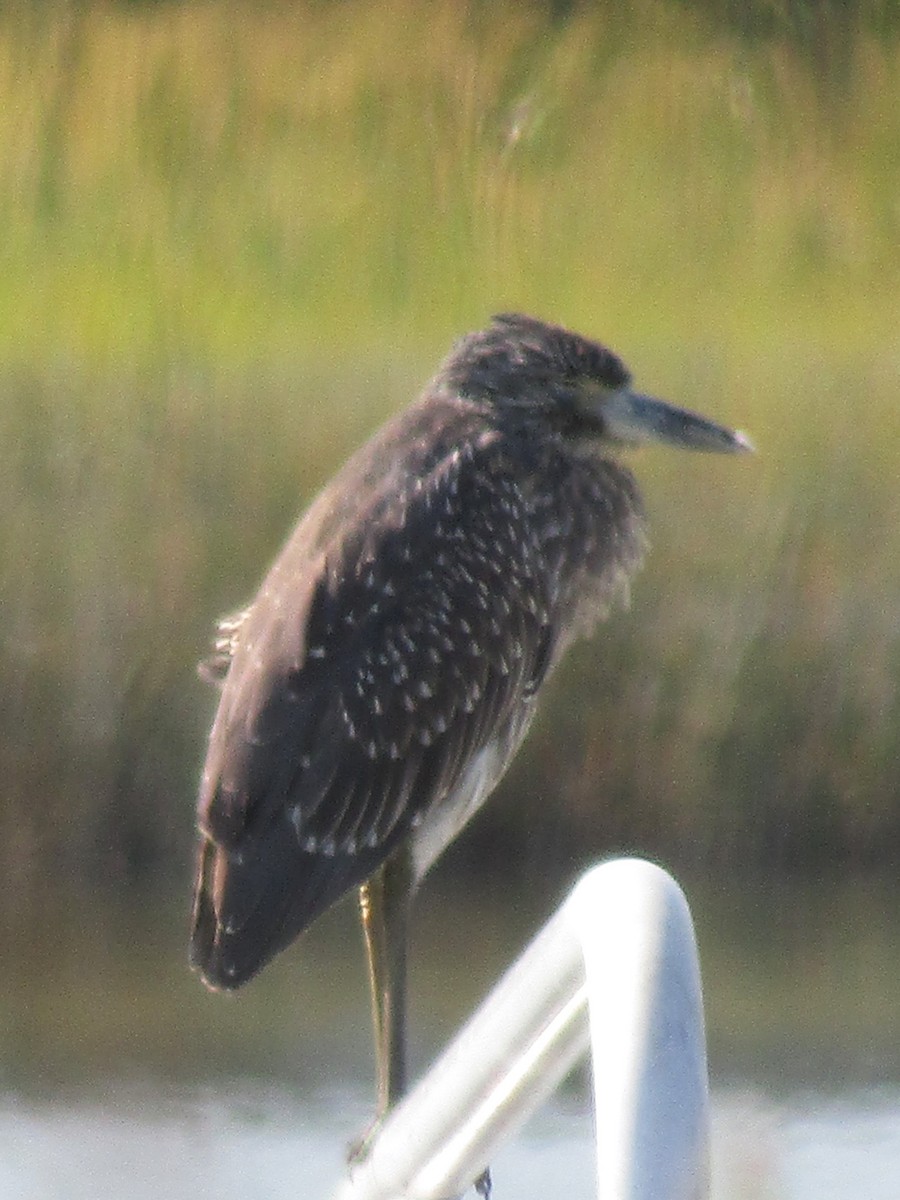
[190,313,750,1144]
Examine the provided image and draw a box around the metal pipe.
[332,857,708,1200]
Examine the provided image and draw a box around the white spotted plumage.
[192,315,650,991]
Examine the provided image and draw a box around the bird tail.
[189,821,391,990]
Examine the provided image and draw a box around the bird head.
[442,313,753,455]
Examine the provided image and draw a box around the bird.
[190,313,751,1154]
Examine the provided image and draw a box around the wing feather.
[191,424,558,988]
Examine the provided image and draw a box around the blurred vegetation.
[2,0,899,920]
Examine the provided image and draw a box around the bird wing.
[191,428,557,989]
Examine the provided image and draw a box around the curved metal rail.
[332,857,709,1200]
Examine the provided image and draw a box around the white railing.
[332,857,709,1200]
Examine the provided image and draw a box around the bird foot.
[474,1166,492,1198]
[349,1123,492,1199]
[346,1115,382,1166]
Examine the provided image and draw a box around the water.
[1,875,897,1198]
[3,1079,899,1200]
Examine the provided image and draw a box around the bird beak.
[601,389,754,454]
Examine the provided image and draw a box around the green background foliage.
[3,0,899,916]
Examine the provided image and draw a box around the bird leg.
[354,854,495,1197]
[357,848,414,1131]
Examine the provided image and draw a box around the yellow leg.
[358,849,413,1119]
[354,851,490,1195]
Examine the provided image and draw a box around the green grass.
[2,0,900,895]
[1,2,898,363]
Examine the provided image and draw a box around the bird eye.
[566,378,613,431]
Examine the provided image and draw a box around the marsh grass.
[2,1,900,896]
